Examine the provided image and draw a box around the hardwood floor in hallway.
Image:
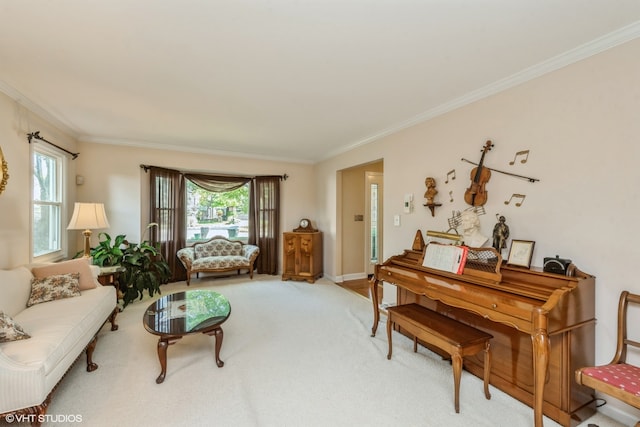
[336,277,382,303]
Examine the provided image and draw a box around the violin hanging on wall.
[464,140,493,206]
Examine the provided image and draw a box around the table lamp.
[67,202,110,258]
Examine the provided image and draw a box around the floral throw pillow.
[27,273,82,307]
[0,311,31,342]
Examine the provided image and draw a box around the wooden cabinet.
[282,231,323,283]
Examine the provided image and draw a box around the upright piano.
[370,248,596,427]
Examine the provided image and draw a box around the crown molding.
[0,79,79,138]
[325,21,640,162]
[81,137,315,165]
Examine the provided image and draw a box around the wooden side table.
[97,266,125,304]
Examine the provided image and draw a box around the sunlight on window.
[370,183,378,264]
[32,147,63,258]
[186,181,249,243]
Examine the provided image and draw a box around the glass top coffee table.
[143,289,231,384]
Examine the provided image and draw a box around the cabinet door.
[298,235,314,275]
[283,233,298,275]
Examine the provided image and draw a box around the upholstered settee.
[0,259,118,425]
[177,236,260,285]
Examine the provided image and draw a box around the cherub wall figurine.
[424,177,438,205]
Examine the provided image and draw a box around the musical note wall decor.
[445,169,456,183]
[447,207,486,233]
[509,150,529,165]
[504,193,526,207]
[449,191,454,202]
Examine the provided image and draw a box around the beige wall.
[74,142,316,247]
[0,96,79,267]
[315,38,640,423]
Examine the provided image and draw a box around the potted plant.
[90,233,127,267]
[83,224,171,308]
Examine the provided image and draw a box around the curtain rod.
[140,164,288,180]
[27,131,79,159]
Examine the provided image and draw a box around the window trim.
[31,143,68,263]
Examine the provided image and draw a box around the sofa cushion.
[0,267,34,318]
[192,255,250,270]
[0,311,30,343]
[5,285,115,377]
[32,258,98,291]
[27,273,81,307]
[194,239,243,259]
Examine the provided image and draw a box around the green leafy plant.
[119,223,171,307]
[80,224,171,308]
[90,233,127,267]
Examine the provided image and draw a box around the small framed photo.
[507,240,535,268]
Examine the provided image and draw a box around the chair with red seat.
[575,291,640,427]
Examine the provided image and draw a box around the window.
[369,182,378,264]
[32,145,66,260]
[186,180,249,243]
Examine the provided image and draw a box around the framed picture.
[507,240,535,268]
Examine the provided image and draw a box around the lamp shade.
[67,203,110,230]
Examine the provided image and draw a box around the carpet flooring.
[11,275,625,427]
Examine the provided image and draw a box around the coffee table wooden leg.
[205,327,224,367]
[156,337,180,384]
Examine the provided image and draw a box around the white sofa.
[0,260,118,424]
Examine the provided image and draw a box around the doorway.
[338,160,383,296]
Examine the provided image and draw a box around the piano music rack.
[414,245,502,285]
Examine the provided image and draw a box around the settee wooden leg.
[109,308,119,331]
[86,335,98,372]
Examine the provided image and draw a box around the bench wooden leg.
[386,316,393,360]
[483,341,492,400]
[452,352,462,413]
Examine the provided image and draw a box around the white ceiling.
[1,1,640,163]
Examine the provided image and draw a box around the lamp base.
[82,229,92,258]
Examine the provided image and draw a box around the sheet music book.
[422,243,468,274]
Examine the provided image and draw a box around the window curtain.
[144,166,282,278]
[149,167,186,282]
[249,176,280,275]
[183,174,250,193]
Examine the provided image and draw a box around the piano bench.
[386,303,493,413]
